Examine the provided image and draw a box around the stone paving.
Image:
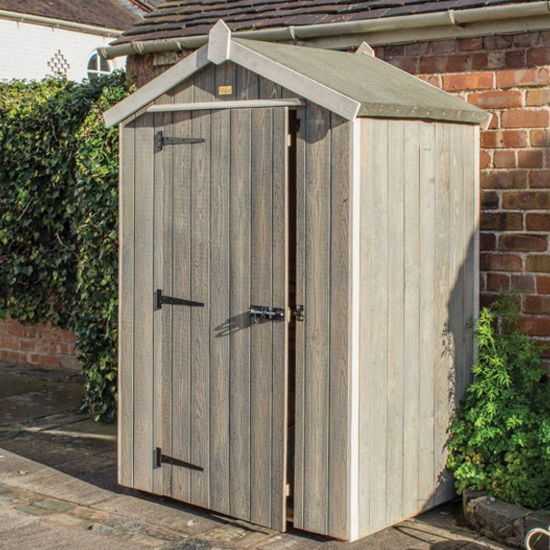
[0,361,514,550]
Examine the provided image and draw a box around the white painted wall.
[0,18,126,81]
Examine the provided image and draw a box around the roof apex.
[104,24,489,128]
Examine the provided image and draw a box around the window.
[87,52,111,79]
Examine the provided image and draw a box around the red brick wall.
[374,31,550,363]
[0,318,79,369]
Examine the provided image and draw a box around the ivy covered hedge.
[0,74,130,421]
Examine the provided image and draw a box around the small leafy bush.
[447,294,550,509]
[0,74,130,421]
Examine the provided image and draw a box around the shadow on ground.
[0,362,512,550]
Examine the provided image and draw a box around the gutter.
[99,1,550,59]
[0,9,124,38]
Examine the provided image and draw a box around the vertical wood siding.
[293,107,351,540]
[356,119,479,538]
[118,68,291,529]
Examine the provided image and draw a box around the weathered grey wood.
[449,124,466,413]
[170,83,194,505]
[230,40,360,120]
[293,105,307,532]
[189,67,215,508]
[386,120,404,525]
[236,66,259,100]
[152,92,172,496]
[303,103,331,534]
[133,112,155,492]
[208,20,231,65]
[215,61,237,102]
[357,117,374,537]
[229,106,252,521]
[368,118,389,533]
[463,125,478,394]
[328,113,350,540]
[209,106,231,514]
[189,109,211,508]
[250,106,274,527]
[104,45,209,127]
[159,105,174,498]
[271,107,289,531]
[118,118,136,489]
[146,99,304,113]
[434,123,452,506]
[418,122,437,511]
[402,121,421,520]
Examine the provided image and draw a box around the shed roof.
[112,0,541,45]
[104,21,488,127]
[233,37,487,124]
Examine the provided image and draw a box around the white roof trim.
[229,40,360,120]
[147,98,305,112]
[104,44,209,127]
[103,20,361,126]
[207,19,232,65]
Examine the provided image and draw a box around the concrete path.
[0,362,513,550]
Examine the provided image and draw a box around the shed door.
[154,107,289,531]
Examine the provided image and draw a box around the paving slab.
[0,362,517,550]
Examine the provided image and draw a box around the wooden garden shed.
[104,20,489,542]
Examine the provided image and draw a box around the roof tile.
[111,0,541,45]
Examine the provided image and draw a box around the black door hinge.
[154,448,203,471]
[293,305,305,322]
[156,289,204,310]
[155,131,205,151]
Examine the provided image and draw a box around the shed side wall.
[356,118,478,538]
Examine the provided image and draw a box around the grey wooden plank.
[209,106,231,515]
[229,107,252,521]
[259,75,281,99]
[293,105,307,531]
[368,118,389,533]
[463,125,477,394]
[328,113,350,539]
[160,107,174,498]
[419,122,437,511]
[171,82,194,504]
[189,109,211,509]
[386,120,405,526]
[358,118,374,536]
[402,121,421,520]
[434,123,452,506]
[250,106,274,527]
[189,67,215,508]
[271,106,288,532]
[153,93,174,496]
[236,66,259,100]
[215,61,237,102]
[449,124,466,412]
[118,118,136,489]
[303,103,331,535]
[133,112,155,493]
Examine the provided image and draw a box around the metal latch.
[250,305,285,323]
[154,448,203,471]
[156,289,204,309]
[155,131,205,151]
